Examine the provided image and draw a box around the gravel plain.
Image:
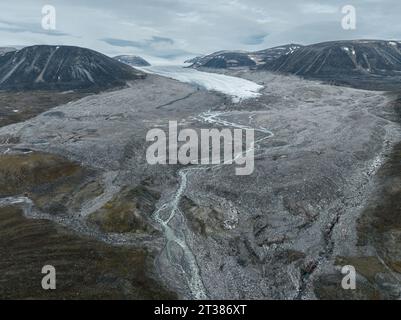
[0,71,400,299]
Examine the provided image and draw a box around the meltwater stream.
[152,110,274,299]
[141,66,271,299]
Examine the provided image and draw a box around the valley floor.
[0,70,400,299]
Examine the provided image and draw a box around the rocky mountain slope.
[0,45,145,90]
[187,44,302,69]
[262,40,401,90]
[114,55,151,67]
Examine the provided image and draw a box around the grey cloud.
[100,36,174,48]
[0,0,400,61]
[241,33,269,45]
[100,36,188,59]
[100,38,142,48]
[151,36,174,45]
[0,19,69,36]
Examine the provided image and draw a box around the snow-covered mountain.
[114,55,151,67]
[0,45,146,90]
[262,40,401,90]
[187,44,302,69]
[187,50,257,69]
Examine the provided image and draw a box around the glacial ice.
[138,65,263,103]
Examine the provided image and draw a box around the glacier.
[138,65,263,102]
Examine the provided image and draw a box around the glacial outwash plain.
[0,41,401,300]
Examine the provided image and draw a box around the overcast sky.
[0,0,400,63]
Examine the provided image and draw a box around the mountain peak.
[0,45,146,91]
[261,39,401,90]
[113,55,151,67]
[188,44,303,69]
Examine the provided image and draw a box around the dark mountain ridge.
[0,47,17,56]
[0,45,145,91]
[187,44,302,69]
[261,40,401,90]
